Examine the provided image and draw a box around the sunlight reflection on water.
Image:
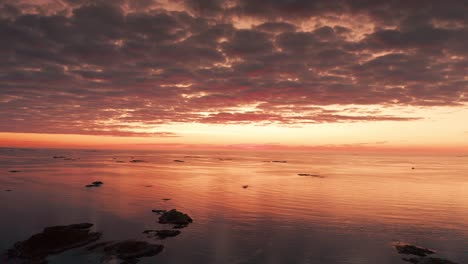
[0,148,467,263]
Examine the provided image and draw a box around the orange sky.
[2,104,468,153]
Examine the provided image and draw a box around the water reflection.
[0,148,467,263]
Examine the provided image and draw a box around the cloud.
[0,0,466,136]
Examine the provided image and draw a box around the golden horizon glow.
[2,105,468,152]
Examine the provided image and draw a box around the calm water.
[0,148,467,264]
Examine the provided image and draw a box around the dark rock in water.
[271,160,287,163]
[85,181,103,188]
[418,257,458,264]
[101,240,163,262]
[143,230,181,239]
[115,161,125,163]
[403,257,422,264]
[53,156,66,159]
[151,209,167,215]
[173,160,184,163]
[130,160,145,163]
[242,185,249,189]
[5,189,12,192]
[144,185,153,187]
[162,198,171,201]
[9,170,20,173]
[298,173,324,178]
[4,223,101,263]
[412,167,415,170]
[86,241,114,251]
[158,209,193,226]
[395,244,458,264]
[403,257,458,264]
[395,244,435,257]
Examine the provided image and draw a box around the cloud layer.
[0,0,466,136]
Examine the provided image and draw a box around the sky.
[0,0,467,151]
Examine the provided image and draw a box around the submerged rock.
[161,198,171,201]
[101,240,163,263]
[173,160,184,163]
[271,160,287,163]
[395,244,435,257]
[92,181,103,185]
[5,189,12,192]
[130,160,145,163]
[418,258,458,264]
[88,240,163,263]
[143,230,181,239]
[158,209,193,227]
[4,223,101,263]
[242,185,249,189]
[86,241,114,251]
[151,209,167,215]
[403,257,458,264]
[9,170,20,173]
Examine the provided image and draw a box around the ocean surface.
[0,148,467,264]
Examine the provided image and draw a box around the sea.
[0,147,467,264]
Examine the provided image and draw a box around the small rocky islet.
[394,243,458,264]
[297,173,324,178]
[396,244,435,257]
[2,223,101,263]
[85,181,104,188]
[52,156,79,161]
[155,209,193,228]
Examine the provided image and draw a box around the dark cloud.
[0,0,466,136]
[254,22,297,33]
